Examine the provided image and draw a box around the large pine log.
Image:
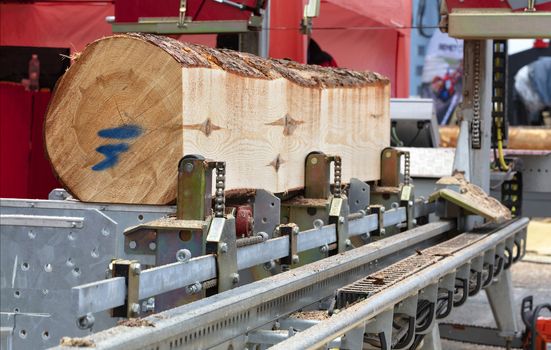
[45,34,390,204]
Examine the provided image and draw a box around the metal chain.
[333,156,342,198]
[403,152,411,186]
[471,41,482,149]
[214,162,226,218]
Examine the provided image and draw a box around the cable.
[391,126,404,147]
[193,0,207,19]
[496,128,510,171]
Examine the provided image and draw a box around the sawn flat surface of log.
[45,34,390,204]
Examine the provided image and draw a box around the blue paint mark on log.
[92,143,130,171]
[97,124,143,139]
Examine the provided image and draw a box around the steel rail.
[55,220,454,350]
[71,206,413,316]
[270,217,529,350]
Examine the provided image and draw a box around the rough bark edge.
[78,33,390,89]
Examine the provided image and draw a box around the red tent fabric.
[311,0,411,97]
[0,2,114,52]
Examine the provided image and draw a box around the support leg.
[485,269,519,338]
[420,322,442,350]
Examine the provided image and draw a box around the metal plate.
[0,207,118,349]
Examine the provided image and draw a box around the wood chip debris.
[117,318,155,327]
[59,337,95,347]
[290,310,330,320]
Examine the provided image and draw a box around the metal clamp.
[304,152,342,199]
[110,259,141,318]
[206,216,238,293]
[329,196,350,253]
[380,148,410,188]
[278,224,299,267]
[368,205,385,236]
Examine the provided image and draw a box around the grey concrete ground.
[441,260,551,349]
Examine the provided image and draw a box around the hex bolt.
[176,249,192,262]
[76,313,95,330]
[380,228,386,235]
[220,243,228,254]
[186,282,202,294]
[263,260,275,271]
[412,219,417,225]
[313,219,324,229]
[142,298,155,313]
[231,273,240,284]
[131,263,141,276]
[345,239,352,248]
[130,303,141,316]
[292,255,300,264]
[408,201,414,207]
[292,226,299,235]
[380,207,385,213]
[320,244,329,254]
[184,162,194,173]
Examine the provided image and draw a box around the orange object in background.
[536,317,551,350]
[439,125,551,150]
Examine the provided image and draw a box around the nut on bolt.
[380,228,386,235]
[130,303,141,316]
[338,216,345,224]
[263,260,275,271]
[220,243,228,254]
[186,282,202,294]
[292,255,300,264]
[231,273,240,284]
[292,226,299,235]
[345,239,352,248]
[131,263,141,275]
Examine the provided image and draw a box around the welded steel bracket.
[348,178,370,214]
[329,196,350,253]
[206,216,238,293]
[364,308,393,350]
[110,259,141,318]
[177,155,215,221]
[394,295,419,349]
[277,224,299,267]
[367,204,385,236]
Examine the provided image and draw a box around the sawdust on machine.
[290,310,330,320]
[437,172,512,220]
[117,318,155,327]
[59,336,95,347]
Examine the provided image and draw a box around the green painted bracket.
[429,188,507,223]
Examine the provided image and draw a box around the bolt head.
[292,255,300,264]
[380,207,385,213]
[132,264,141,275]
[184,162,194,173]
[345,239,352,247]
[231,273,240,284]
[380,228,386,235]
[130,303,140,315]
[339,216,345,224]
[220,243,228,253]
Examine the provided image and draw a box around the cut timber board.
[44,34,390,204]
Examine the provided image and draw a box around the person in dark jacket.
[307,39,338,67]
